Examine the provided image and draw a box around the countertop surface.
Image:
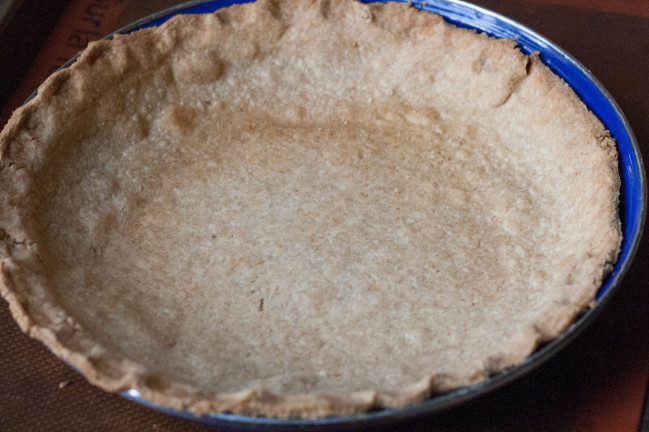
[1,0,648,431]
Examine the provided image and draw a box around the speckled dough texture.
[0,0,621,418]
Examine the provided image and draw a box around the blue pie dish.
[69,0,645,429]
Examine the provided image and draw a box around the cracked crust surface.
[0,0,621,418]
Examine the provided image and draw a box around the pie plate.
[18,0,647,429]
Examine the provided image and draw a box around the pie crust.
[0,0,621,418]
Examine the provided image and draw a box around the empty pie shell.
[0,0,621,418]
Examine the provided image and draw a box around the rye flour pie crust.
[0,0,621,418]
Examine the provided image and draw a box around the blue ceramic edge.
[103,0,645,429]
